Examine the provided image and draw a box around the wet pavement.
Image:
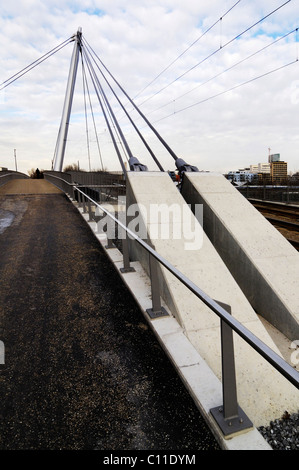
[0,182,220,451]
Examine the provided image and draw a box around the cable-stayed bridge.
[0,24,299,452]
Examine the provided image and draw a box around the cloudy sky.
[0,0,298,175]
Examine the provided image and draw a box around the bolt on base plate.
[120,267,136,273]
[210,405,253,438]
[146,307,169,319]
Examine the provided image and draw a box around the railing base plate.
[105,243,116,249]
[120,267,136,273]
[146,307,169,319]
[210,405,253,438]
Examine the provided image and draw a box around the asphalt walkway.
[0,179,220,451]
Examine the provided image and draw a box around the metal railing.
[45,172,299,437]
[44,171,125,203]
[0,171,29,187]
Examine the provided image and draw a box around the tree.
[28,168,43,179]
[63,163,82,172]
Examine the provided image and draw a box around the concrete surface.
[124,172,299,428]
[181,172,299,341]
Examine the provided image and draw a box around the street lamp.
[14,149,17,172]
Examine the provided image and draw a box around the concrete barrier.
[125,172,298,428]
[181,172,299,342]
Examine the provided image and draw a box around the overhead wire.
[136,0,292,108]
[132,0,243,101]
[3,2,293,174]
[152,58,298,124]
[144,27,298,118]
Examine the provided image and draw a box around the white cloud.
[0,0,298,174]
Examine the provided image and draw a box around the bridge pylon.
[53,27,82,172]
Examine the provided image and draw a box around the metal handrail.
[0,171,29,186]
[44,172,299,389]
[0,172,15,178]
[77,186,299,388]
[0,171,29,178]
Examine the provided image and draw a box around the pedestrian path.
[0,178,62,195]
[0,179,219,450]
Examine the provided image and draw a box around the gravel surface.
[258,411,299,450]
[0,191,220,451]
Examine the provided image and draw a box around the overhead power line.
[132,0,243,101]
[145,27,298,118]
[136,0,291,108]
[152,58,298,124]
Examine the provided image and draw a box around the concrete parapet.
[181,172,299,342]
[125,172,298,428]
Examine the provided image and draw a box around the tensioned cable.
[144,28,298,118]
[152,58,298,124]
[82,37,180,162]
[81,59,105,171]
[82,39,165,171]
[132,0,242,101]
[83,50,130,168]
[87,56,130,168]
[82,46,128,174]
[81,55,91,171]
[136,0,291,108]
[0,36,74,91]
[83,49,134,165]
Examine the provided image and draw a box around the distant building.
[268,153,280,163]
[227,169,256,184]
[0,167,8,171]
[270,161,287,183]
[226,152,288,185]
[250,163,270,174]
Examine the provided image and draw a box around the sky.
[0,0,298,175]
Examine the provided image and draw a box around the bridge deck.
[0,178,62,195]
[0,180,219,450]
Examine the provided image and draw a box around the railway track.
[248,199,299,219]
[248,199,299,251]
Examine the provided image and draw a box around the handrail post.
[82,191,87,213]
[87,198,93,222]
[105,210,115,249]
[78,188,82,208]
[221,315,238,420]
[146,248,169,319]
[120,229,135,273]
[210,301,253,438]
